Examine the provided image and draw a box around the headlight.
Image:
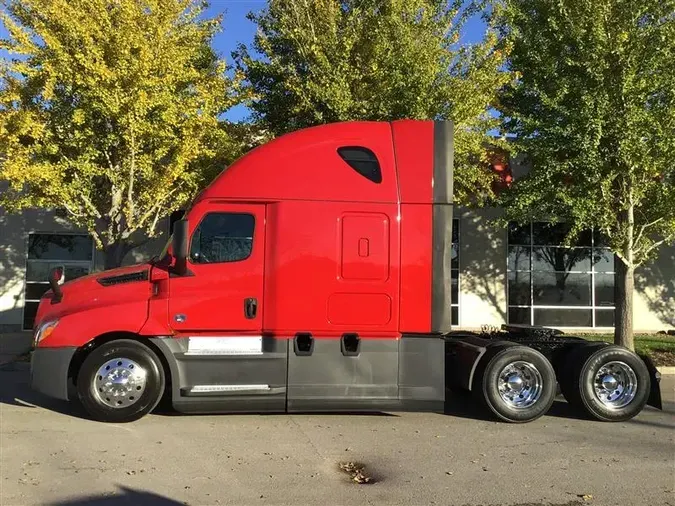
[33,320,59,347]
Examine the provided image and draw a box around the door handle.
[244,298,257,319]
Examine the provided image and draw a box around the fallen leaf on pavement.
[338,461,374,484]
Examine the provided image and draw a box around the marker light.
[33,319,59,347]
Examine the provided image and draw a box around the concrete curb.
[657,366,675,376]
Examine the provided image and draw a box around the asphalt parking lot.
[1,362,673,506]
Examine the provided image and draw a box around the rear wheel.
[77,339,165,423]
[561,344,650,422]
[474,346,556,423]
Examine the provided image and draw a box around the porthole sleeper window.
[337,146,382,184]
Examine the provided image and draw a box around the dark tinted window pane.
[508,246,530,271]
[534,308,592,327]
[25,262,51,282]
[451,243,459,269]
[451,270,459,303]
[532,272,591,306]
[337,147,382,184]
[595,273,615,306]
[23,301,39,330]
[593,228,610,247]
[592,249,615,272]
[532,247,592,272]
[576,229,593,247]
[28,234,93,261]
[532,222,570,246]
[190,213,254,264]
[452,219,460,244]
[596,309,615,327]
[25,282,50,300]
[508,222,530,245]
[26,261,90,282]
[65,265,90,281]
[451,306,459,326]
[508,307,530,324]
[508,272,531,305]
[532,222,592,247]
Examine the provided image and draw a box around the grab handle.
[341,333,360,357]
[294,333,314,356]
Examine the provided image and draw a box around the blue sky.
[1,0,488,122]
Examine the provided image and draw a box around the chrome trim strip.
[187,384,270,393]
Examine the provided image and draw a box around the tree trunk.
[614,198,635,351]
[102,241,131,270]
[614,258,635,351]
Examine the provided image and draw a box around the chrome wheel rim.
[93,358,147,409]
[593,361,637,409]
[497,361,543,409]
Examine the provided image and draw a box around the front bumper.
[30,347,77,401]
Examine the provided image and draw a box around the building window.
[337,146,383,184]
[507,222,615,328]
[451,218,460,326]
[23,233,94,330]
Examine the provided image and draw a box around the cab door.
[168,201,286,412]
[169,201,266,332]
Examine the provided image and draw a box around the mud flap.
[639,353,662,410]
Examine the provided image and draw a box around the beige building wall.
[456,206,508,329]
[634,250,675,332]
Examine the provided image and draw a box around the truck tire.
[560,344,650,422]
[557,342,609,402]
[473,346,556,423]
[76,339,165,423]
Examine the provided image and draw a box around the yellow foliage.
[0,0,244,263]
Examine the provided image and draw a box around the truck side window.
[337,146,382,183]
[189,213,255,264]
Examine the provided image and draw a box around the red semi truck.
[29,119,661,423]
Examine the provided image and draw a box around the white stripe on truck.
[185,336,263,355]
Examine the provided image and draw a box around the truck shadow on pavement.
[0,362,92,420]
[45,486,184,505]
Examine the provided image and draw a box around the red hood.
[34,263,153,328]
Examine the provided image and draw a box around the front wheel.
[76,339,165,423]
[474,346,557,423]
[561,344,650,422]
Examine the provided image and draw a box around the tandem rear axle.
[445,324,662,423]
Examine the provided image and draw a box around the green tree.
[0,0,243,268]
[496,0,675,349]
[235,0,513,203]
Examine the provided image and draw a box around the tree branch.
[103,148,116,172]
[62,203,85,218]
[79,191,102,219]
[127,130,136,227]
[148,205,163,237]
[634,234,674,266]
[633,217,664,249]
[135,188,177,232]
